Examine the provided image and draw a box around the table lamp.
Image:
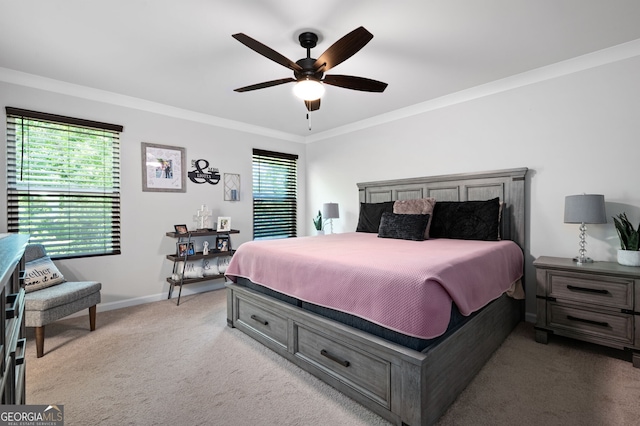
[322,203,340,234]
[564,194,606,264]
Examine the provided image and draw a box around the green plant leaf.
[613,212,640,251]
[312,210,322,230]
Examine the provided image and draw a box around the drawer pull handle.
[15,338,26,366]
[566,285,609,295]
[250,314,268,326]
[567,315,609,328]
[320,349,350,367]
[5,293,20,320]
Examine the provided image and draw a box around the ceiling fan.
[232,26,388,112]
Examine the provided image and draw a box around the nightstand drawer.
[548,272,633,310]
[548,303,633,344]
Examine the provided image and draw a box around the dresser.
[0,234,29,403]
[534,256,640,368]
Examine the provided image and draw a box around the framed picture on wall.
[141,142,186,192]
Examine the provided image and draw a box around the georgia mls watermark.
[0,405,63,426]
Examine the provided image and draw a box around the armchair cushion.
[24,281,100,312]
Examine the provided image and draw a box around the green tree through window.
[5,107,123,259]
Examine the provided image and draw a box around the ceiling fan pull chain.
[307,112,312,131]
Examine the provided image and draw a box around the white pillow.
[202,258,219,277]
[217,256,232,275]
[175,260,204,279]
[24,257,65,293]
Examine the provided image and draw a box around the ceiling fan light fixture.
[293,78,325,101]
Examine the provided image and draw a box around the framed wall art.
[224,173,240,201]
[141,142,186,192]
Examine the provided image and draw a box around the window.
[252,149,298,240]
[5,107,123,259]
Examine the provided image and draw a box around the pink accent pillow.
[393,198,436,239]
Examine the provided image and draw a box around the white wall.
[0,81,307,309]
[2,52,639,321]
[305,55,640,319]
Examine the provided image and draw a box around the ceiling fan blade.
[305,99,321,111]
[232,33,303,72]
[313,27,373,73]
[322,74,388,92]
[234,78,296,92]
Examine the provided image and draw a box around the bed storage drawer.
[235,295,288,348]
[294,323,391,408]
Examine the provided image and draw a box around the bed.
[226,167,528,426]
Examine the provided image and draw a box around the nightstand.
[534,256,640,368]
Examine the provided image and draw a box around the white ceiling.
[2,1,640,139]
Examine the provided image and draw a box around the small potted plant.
[313,210,323,235]
[612,212,640,266]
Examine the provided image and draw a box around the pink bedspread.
[225,232,523,339]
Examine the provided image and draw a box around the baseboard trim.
[62,281,227,319]
[524,312,536,324]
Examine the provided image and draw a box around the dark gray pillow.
[378,212,430,241]
[356,201,394,233]
[429,197,501,241]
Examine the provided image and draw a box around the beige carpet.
[25,289,640,426]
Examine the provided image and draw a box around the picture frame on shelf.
[141,142,186,193]
[176,242,195,257]
[174,224,188,234]
[217,216,231,232]
[177,242,189,257]
[216,235,230,252]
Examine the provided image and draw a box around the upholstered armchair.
[23,244,102,358]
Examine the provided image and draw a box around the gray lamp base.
[573,256,594,264]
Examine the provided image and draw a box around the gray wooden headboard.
[357,167,528,250]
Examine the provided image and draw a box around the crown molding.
[305,38,640,143]
[2,38,639,145]
[0,67,305,144]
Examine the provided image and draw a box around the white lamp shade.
[293,79,325,101]
[322,203,339,219]
[564,194,607,224]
